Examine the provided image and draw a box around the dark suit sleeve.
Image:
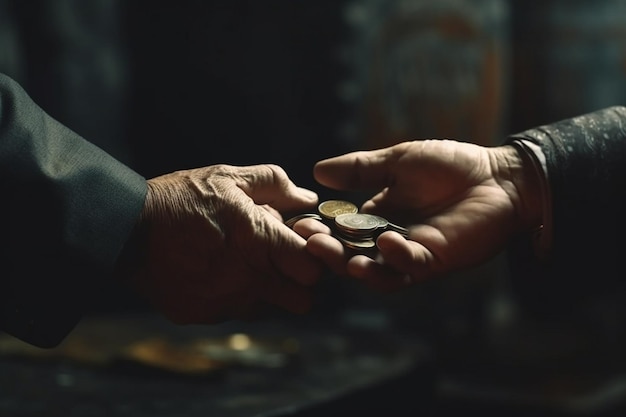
[504,106,626,318]
[0,74,147,347]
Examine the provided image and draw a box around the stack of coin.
[330,213,376,251]
[334,213,380,239]
[316,201,376,251]
[283,200,409,254]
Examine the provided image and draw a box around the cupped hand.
[119,164,324,323]
[300,140,540,291]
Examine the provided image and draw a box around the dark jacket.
[506,106,626,319]
[0,74,146,348]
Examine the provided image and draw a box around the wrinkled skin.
[296,140,542,292]
[117,164,324,324]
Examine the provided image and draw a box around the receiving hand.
[297,140,541,291]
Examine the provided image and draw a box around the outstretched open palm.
[302,140,530,290]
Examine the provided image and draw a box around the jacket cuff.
[507,139,553,260]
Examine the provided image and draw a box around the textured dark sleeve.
[504,106,626,317]
[0,74,147,347]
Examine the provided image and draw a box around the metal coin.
[369,214,409,238]
[317,200,358,220]
[387,222,409,238]
[369,215,389,229]
[335,213,380,233]
[284,213,322,228]
[333,233,376,250]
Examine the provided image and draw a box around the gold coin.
[317,200,358,220]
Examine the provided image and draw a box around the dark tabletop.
[3,309,626,417]
[0,312,435,417]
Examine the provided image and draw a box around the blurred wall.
[0,0,132,163]
[3,0,626,182]
[121,1,351,191]
[340,0,510,149]
[510,0,626,131]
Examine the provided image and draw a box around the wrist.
[114,182,154,285]
[494,144,544,233]
[499,140,553,259]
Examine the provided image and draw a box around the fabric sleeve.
[503,106,626,318]
[507,138,553,260]
[0,73,147,347]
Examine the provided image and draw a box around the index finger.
[313,143,408,191]
[235,164,319,211]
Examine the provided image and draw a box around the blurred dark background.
[2,0,626,415]
[4,1,624,185]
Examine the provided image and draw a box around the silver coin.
[369,214,409,237]
[284,213,322,228]
[387,222,409,237]
[333,233,376,250]
[369,214,389,229]
[335,213,380,232]
[336,230,374,239]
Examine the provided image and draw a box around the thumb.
[314,144,404,191]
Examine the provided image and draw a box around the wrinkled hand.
[297,140,541,291]
[117,164,324,324]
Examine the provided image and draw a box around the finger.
[306,233,349,277]
[268,222,326,286]
[346,255,413,293]
[359,188,398,217]
[292,217,332,239]
[236,164,318,211]
[313,143,409,190]
[376,229,438,281]
[261,204,283,221]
